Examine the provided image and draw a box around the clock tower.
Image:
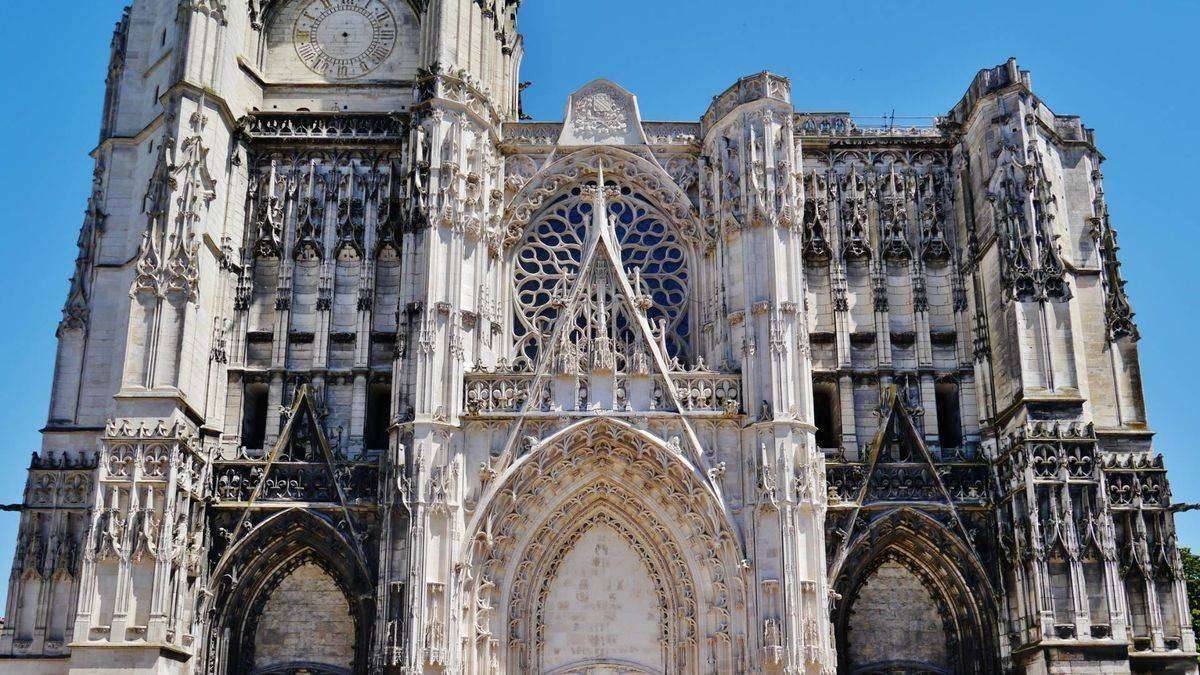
[0,1,522,674]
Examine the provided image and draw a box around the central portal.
[463,419,745,674]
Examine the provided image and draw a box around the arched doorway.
[831,510,999,675]
[203,510,374,675]
[540,517,666,672]
[458,418,746,674]
[842,555,954,675]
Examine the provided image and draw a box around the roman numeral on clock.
[298,42,320,60]
[295,0,394,77]
[365,42,390,62]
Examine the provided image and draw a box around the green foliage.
[1180,547,1200,637]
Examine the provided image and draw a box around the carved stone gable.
[558,79,648,146]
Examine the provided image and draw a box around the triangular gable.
[275,388,326,463]
[225,384,364,549]
[494,162,710,468]
[860,389,947,505]
[864,384,955,504]
[835,386,973,551]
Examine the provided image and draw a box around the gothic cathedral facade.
[1,2,1194,674]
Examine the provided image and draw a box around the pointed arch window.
[511,182,690,370]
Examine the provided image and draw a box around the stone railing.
[824,461,989,506]
[643,122,701,146]
[211,460,379,505]
[464,370,537,414]
[501,122,701,147]
[238,112,407,143]
[1102,452,1169,510]
[702,72,792,131]
[463,367,742,416]
[669,372,742,415]
[22,451,99,510]
[500,122,562,147]
[794,113,943,138]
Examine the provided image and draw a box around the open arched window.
[511,182,690,371]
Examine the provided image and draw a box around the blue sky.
[1,1,1198,608]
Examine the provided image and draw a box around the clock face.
[294,0,396,79]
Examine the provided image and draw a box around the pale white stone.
[0,4,1192,675]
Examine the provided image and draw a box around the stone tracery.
[512,185,691,366]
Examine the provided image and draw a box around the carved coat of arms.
[572,90,629,137]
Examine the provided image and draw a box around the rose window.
[512,185,690,370]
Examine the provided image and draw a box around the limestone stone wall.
[541,524,662,672]
[845,560,948,671]
[253,563,355,672]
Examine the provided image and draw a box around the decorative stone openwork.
[512,184,691,366]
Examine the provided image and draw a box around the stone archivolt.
[202,507,375,675]
[830,508,1000,674]
[503,147,704,249]
[461,419,744,674]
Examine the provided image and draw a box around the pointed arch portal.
[203,509,374,675]
[458,418,745,674]
[824,388,1000,674]
[830,509,1000,675]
